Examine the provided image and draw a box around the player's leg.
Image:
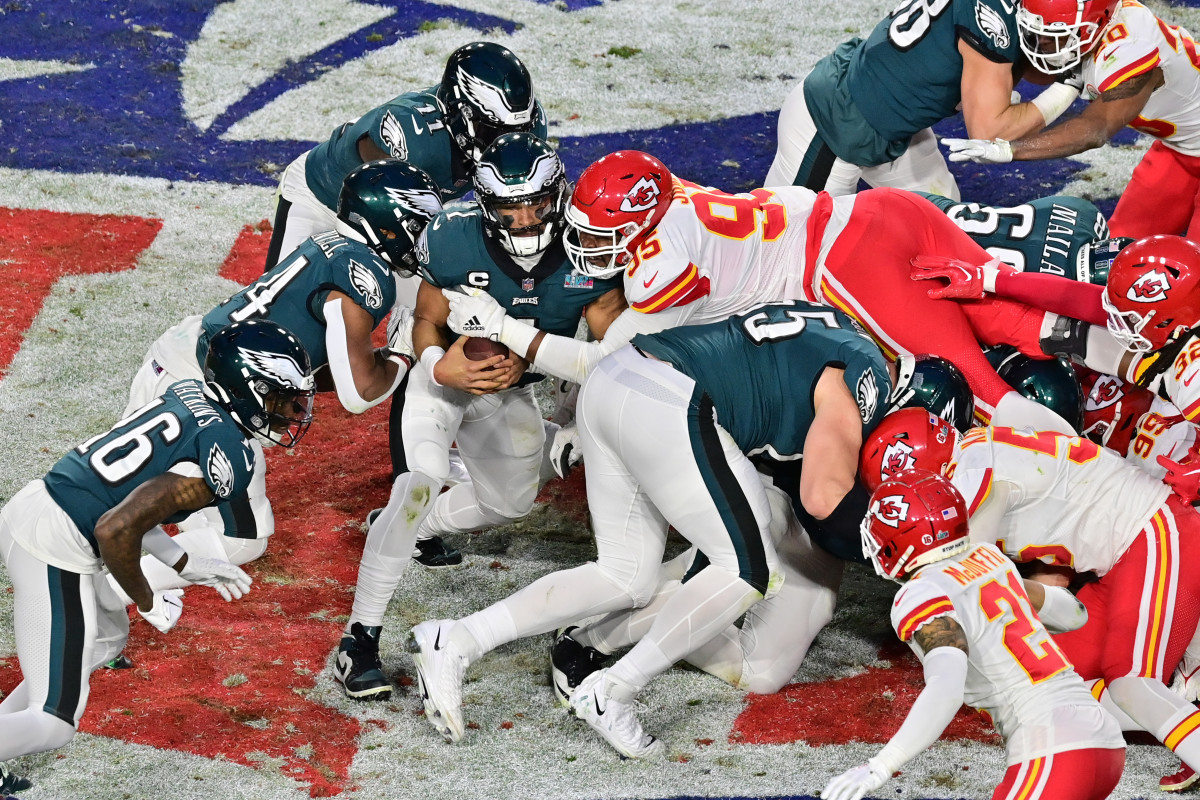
[991,746,1124,800]
[334,368,462,699]
[860,128,960,199]
[416,385,545,536]
[263,153,338,272]
[0,487,94,763]
[1102,498,1200,771]
[821,188,1072,430]
[1108,142,1198,240]
[765,78,864,195]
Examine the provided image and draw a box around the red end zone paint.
[732,640,998,746]
[0,207,162,375]
[220,220,273,285]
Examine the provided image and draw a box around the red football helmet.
[862,470,971,581]
[563,150,674,278]
[1017,0,1119,74]
[859,407,960,493]
[1077,366,1154,456]
[1102,235,1200,352]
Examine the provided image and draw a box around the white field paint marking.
[0,58,94,82]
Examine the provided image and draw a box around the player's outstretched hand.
[910,255,986,299]
[822,758,890,800]
[941,137,1013,164]
[443,286,507,342]
[180,557,253,601]
[1158,438,1200,505]
[138,590,185,632]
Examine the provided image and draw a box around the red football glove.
[1158,437,1200,505]
[910,255,1015,300]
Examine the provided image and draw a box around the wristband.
[142,525,188,569]
[499,317,540,359]
[420,346,446,387]
[1031,82,1079,126]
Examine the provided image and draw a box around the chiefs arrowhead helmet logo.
[620,176,660,213]
[872,494,910,529]
[881,441,916,480]
[1127,269,1171,303]
[1085,374,1124,410]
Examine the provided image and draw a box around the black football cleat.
[550,626,607,707]
[333,623,393,701]
[413,535,462,569]
[0,762,31,794]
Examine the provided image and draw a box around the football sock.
[1110,675,1200,768]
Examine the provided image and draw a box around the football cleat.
[0,762,31,794]
[413,535,463,569]
[550,627,607,707]
[568,669,664,760]
[333,623,393,700]
[102,653,135,670]
[1162,763,1200,793]
[408,620,468,743]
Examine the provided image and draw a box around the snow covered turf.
[1,0,1198,797]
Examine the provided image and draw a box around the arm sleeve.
[992,271,1106,326]
[141,525,186,569]
[873,646,969,773]
[530,305,695,384]
[324,298,402,413]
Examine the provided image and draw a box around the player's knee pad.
[596,559,662,609]
[222,535,268,566]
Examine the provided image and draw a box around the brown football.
[463,337,511,361]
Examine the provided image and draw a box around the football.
[463,337,511,361]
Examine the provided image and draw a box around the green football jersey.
[632,301,892,459]
[918,192,1109,277]
[417,208,622,387]
[304,87,548,210]
[42,381,256,553]
[200,231,396,370]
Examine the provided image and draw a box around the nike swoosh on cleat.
[594,694,605,716]
[433,627,443,650]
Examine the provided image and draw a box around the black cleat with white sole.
[333,622,393,700]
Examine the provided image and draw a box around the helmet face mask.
[563,150,674,278]
[437,42,538,164]
[204,320,316,449]
[1103,235,1200,353]
[337,160,442,276]
[862,470,971,581]
[1017,0,1116,74]
[473,132,568,258]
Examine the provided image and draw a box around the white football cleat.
[568,669,664,759]
[408,620,468,743]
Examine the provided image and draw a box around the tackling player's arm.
[94,473,214,612]
[959,42,1052,140]
[1008,69,1162,160]
[800,368,864,519]
[323,290,404,413]
[413,279,520,395]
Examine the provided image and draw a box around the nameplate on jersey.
[564,274,594,289]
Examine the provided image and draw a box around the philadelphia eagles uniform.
[919,192,1109,277]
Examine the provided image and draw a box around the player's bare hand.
[437,337,517,395]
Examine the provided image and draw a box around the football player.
[406,300,890,757]
[445,150,1077,432]
[944,0,1200,240]
[763,0,1080,197]
[860,408,1200,776]
[824,470,1124,800]
[0,320,314,793]
[332,133,625,701]
[119,160,439,605]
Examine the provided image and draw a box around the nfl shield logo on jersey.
[522,277,535,292]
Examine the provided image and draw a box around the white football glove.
[550,422,583,480]
[138,590,184,633]
[941,137,1013,164]
[822,757,891,800]
[179,557,253,602]
[386,302,415,362]
[443,286,507,341]
[1171,654,1200,702]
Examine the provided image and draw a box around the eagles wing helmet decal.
[474,151,560,197]
[383,185,443,219]
[237,348,314,390]
[975,1,1011,49]
[458,66,534,124]
[379,110,409,160]
[348,260,384,309]
[207,443,236,499]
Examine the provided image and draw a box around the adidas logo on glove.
[460,315,487,336]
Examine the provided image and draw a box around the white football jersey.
[622,180,821,322]
[1131,332,1200,427]
[1083,0,1200,156]
[951,426,1170,574]
[893,543,1124,764]
[1126,397,1195,478]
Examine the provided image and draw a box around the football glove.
[179,557,253,602]
[1170,654,1200,702]
[386,302,415,363]
[910,255,1015,299]
[822,757,891,800]
[443,287,507,342]
[1157,437,1200,505]
[550,422,583,480]
[138,589,184,632]
[942,137,1013,164]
